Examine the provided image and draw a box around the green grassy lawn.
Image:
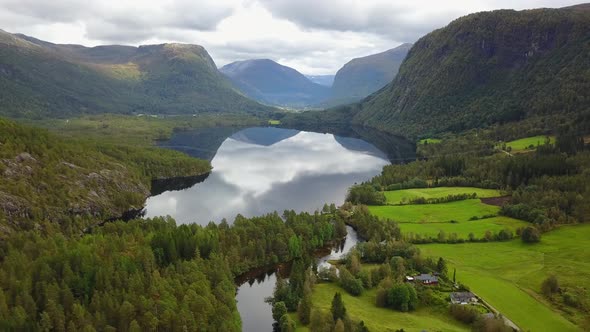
[268,119,281,125]
[368,199,499,223]
[400,216,528,239]
[419,138,442,144]
[419,225,590,331]
[292,283,469,332]
[384,187,502,205]
[504,135,554,152]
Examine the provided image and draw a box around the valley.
[0,2,589,332]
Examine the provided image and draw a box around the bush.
[541,276,559,297]
[449,304,479,324]
[521,226,541,243]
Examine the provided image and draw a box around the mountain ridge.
[350,7,590,137]
[0,30,273,118]
[326,43,412,107]
[220,58,330,108]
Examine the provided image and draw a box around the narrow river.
[236,225,361,332]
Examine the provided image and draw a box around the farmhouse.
[413,273,438,285]
[450,292,477,304]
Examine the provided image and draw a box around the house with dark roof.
[450,292,477,304]
[414,273,438,285]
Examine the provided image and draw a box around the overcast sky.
[0,0,580,74]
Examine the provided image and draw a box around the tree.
[521,226,541,243]
[272,302,288,323]
[388,284,410,312]
[280,314,296,332]
[297,285,312,325]
[310,310,332,332]
[436,257,447,275]
[541,276,559,297]
[331,293,346,322]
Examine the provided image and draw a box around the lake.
[144,127,393,225]
[143,126,410,331]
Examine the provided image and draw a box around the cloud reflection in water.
[145,128,389,224]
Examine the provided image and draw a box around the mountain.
[351,7,590,138]
[0,30,272,118]
[220,59,330,108]
[306,75,335,87]
[327,44,412,106]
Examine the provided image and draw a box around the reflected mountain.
[157,127,241,160]
[146,128,390,225]
[230,127,299,146]
[334,135,389,160]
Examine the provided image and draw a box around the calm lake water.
[144,126,409,331]
[145,127,391,224]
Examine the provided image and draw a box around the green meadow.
[293,283,469,332]
[400,216,528,239]
[383,187,502,205]
[419,225,590,331]
[368,199,499,223]
[504,135,554,152]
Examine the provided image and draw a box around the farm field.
[292,283,469,332]
[419,225,590,331]
[503,135,554,152]
[399,216,528,240]
[368,199,499,223]
[383,187,503,205]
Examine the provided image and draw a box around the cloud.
[0,0,237,43]
[257,0,579,42]
[0,0,581,73]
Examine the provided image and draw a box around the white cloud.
[0,0,580,74]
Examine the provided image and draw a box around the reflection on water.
[145,127,390,225]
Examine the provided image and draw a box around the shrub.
[521,226,541,243]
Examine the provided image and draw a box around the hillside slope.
[353,7,590,138]
[0,117,210,232]
[220,59,330,107]
[0,30,272,118]
[328,43,412,106]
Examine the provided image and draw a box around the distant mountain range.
[305,75,335,87]
[0,30,273,118]
[327,43,412,107]
[220,59,330,108]
[220,45,411,109]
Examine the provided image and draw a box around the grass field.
[504,135,554,152]
[292,283,469,332]
[268,119,281,125]
[419,138,442,144]
[419,225,590,331]
[400,216,528,239]
[368,199,499,223]
[384,187,503,205]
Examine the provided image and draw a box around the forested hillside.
[0,31,273,118]
[0,117,210,232]
[353,7,590,137]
